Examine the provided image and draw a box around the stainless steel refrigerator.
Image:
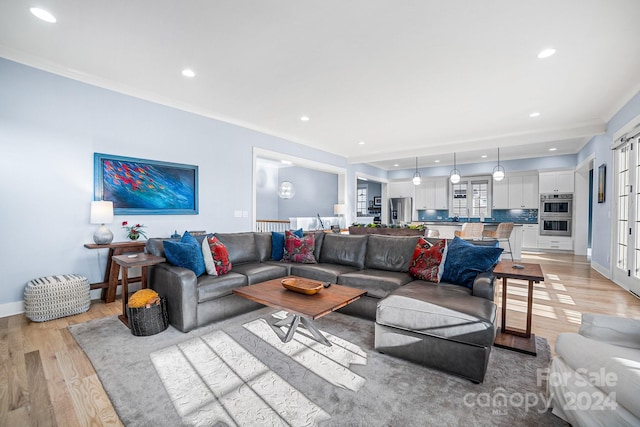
[389,197,413,224]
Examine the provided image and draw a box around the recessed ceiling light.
[549,148,557,151]
[300,116,310,122]
[537,48,556,59]
[358,141,365,145]
[281,160,292,165]
[529,112,541,118]
[393,163,400,167]
[181,69,195,78]
[434,160,440,163]
[481,155,488,159]
[30,7,56,23]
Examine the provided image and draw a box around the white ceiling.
[2,1,640,170]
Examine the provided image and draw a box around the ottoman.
[24,274,90,322]
[375,281,497,383]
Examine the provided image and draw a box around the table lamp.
[334,204,346,228]
[90,201,114,244]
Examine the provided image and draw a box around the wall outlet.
[242,211,248,217]
[234,210,242,218]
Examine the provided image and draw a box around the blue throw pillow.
[163,231,206,276]
[271,228,303,260]
[440,236,503,289]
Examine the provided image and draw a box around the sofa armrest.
[579,313,640,349]
[471,271,495,301]
[149,263,198,332]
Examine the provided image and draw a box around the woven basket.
[127,297,169,336]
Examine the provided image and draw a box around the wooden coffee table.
[233,276,366,346]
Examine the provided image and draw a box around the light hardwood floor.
[1,252,639,426]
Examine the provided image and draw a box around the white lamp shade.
[450,170,461,184]
[334,204,346,215]
[412,175,422,186]
[90,201,114,224]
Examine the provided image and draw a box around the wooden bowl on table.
[281,278,324,295]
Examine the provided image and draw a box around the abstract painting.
[94,153,198,215]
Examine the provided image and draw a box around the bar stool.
[483,222,514,261]
[454,223,484,240]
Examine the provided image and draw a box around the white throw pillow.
[202,237,218,276]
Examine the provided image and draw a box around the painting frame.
[598,163,606,204]
[373,196,382,206]
[94,153,199,215]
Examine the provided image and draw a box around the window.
[357,187,368,215]
[449,177,491,218]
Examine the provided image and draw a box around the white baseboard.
[591,261,612,281]
[0,301,24,318]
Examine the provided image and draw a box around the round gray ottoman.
[24,274,90,322]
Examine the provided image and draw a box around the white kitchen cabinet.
[508,175,539,208]
[388,181,415,199]
[426,179,448,210]
[414,179,448,210]
[537,236,573,251]
[522,224,538,248]
[492,179,509,209]
[415,183,428,209]
[539,171,574,193]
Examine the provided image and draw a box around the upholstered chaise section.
[375,281,497,383]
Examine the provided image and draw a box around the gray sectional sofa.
[146,232,498,383]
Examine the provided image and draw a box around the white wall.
[0,58,366,312]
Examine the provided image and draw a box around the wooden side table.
[111,253,165,328]
[84,241,147,303]
[492,260,544,356]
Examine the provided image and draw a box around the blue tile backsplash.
[417,209,538,223]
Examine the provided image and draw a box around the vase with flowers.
[122,221,147,240]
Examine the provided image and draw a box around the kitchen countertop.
[420,221,535,225]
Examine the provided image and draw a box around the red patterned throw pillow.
[409,237,446,282]
[206,236,232,275]
[282,230,317,264]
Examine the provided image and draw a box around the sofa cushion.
[337,269,413,298]
[206,236,232,275]
[409,238,446,282]
[311,231,325,261]
[365,235,419,272]
[197,272,248,302]
[290,263,359,284]
[376,281,496,346]
[271,228,303,261]
[215,232,258,264]
[441,236,502,289]
[231,262,289,285]
[163,232,205,276]
[254,232,273,262]
[283,231,317,264]
[319,234,368,268]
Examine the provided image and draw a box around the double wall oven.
[540,193,573,236]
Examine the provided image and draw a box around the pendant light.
[278,163,295,199]
[412,157,422,186]
[492,148,505,181]
[449,153,461,184]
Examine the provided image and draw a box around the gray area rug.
[69,307,568,426]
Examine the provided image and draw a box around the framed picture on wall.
[598,163,606,203]
[373,196,382,206]
[94,153,199,215]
